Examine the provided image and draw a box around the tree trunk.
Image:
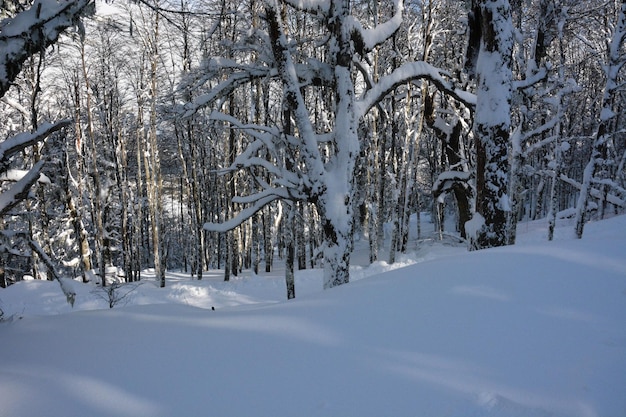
[145,9,165,287]
[285,203,296,299]
[80,38,107,285]
[574,0,626,238]
[469,0,514,249]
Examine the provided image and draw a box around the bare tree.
[575,0,626,238]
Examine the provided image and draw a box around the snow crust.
[1,215,625,417]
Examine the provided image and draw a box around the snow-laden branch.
[432,171,472,202]
[235,154,284,180]
[182,69,272,118]
[0,169,51,184]
[512,67,548,91]
[204,193,282,232]
[279,0,330,15]
[0,120,71,165]
[181,58,334,119]
[557,173,625,208]
[232,187,291,205]
[0,160,44,216]
[265,2,326,194]
[210,110,280,144]
[27,238,76,306]
[346,0,404,53]
[0,0,94,97]
[0,121,68,216]
[1,96,30,119]
[356,61,476,118]
[208,111,292,181]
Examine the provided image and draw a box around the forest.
[1,0,625,299]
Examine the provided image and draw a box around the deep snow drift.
[1,215,625,417]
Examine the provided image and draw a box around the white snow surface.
[1,215,625,417]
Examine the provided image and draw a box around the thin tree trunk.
[575,0,626,238]
[80,38,107,285]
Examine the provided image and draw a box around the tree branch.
[0,0,94,97]
[0,120,71,166]
[356,61,476,118]
[204,193,282,232]
[0,160,45,216]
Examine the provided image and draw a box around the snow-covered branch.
[558,173,625,208]
[265,2,326,193]
[280,0,330,15]
[0,121,68,216]
[204,193,281,232]
[0,120,71,166]
[356,61,476,118]
[6,231,76,306]
[432,171,472,202]
[210,111,280,145]
[0,0,94,97]
[347,0,404,53]
[0,169,51,184]
[27,238,76,306]
[0,160,45,216]
[209,112,303,189]
[182,69,272,118]
[512,67,548,91]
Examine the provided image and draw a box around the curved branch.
[182,69,272,118]
[204,193,282,232]
[0,120,71,165]
[356,61,476,118]
[347,0,404,53]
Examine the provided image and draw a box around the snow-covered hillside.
[1,216,625,417]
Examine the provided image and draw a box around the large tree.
[464,0,514,249]
[186,0,473,289]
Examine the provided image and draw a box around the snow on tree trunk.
[469,0,514,249]
[285,203,296,299]
[264,0,359,289]
[321,0,359,288]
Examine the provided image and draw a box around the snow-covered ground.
[1,215,625,417]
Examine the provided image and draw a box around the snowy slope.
[1,216,625,417]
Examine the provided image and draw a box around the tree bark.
[469,0,514,249]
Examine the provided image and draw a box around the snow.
[465,211,485,240]
[0,160,44,214]
[281,0,330,14]
[356,61,476,118]
[347,0,404,51]
[475,51,512,127]
[600,107,616,122]
[1,215,626,417]
[0,169,51,184]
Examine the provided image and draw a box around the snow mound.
[1,215,625,417]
